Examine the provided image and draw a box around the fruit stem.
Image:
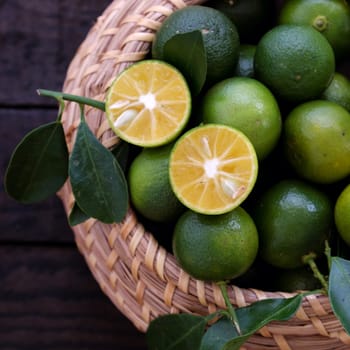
[218,281,241,334]
[312,15,328,32]
[37,89,106,112]
[302,252,329,294]
[324,240,332,271]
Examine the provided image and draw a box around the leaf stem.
[217,281,241,334]
[37,89,106,111]
[79,103,86,123]
[302,252,329,293]
[57,98,66,122]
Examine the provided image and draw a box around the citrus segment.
[105,60,191,147]
[169,124,258,215]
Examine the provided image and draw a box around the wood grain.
[1,0,350,349]
[0,0,110,106]
[0,1,148,348]
[0,245,147,349]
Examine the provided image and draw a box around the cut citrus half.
[169,124,258,215]
[105,59,191,147]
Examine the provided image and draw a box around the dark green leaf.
[329,257,350,334]
[68,202,90,226]
[224,295,303,350]
[69,120,128,223]
[163,31,207,96]
[146,313,207,350]
[238,294,303,331]
[111,140,130,172]
[200,316,238,350]
[4,121,68,203]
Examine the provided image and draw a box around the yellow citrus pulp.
[169,124,258,215]
[105,60,191,147]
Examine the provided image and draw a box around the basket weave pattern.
[58,0,350,349]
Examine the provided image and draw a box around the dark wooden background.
[1,1,350,350]
[0,1,148,349]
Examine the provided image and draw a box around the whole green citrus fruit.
[206,0,276,43]
[201,77,282,160]
[128,144,185,222]
[254,24,335,102]
[321,72,350,113]
[335,184,350,247]
[278,0,350,59]
[173,207,259,281]
[234,45,256,78]
[252,179,332,269]
[284,100,350,184]
[273,266,322,292]
[152,5,240,86]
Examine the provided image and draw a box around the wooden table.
[0,1,147,348]
[2,1,350,350]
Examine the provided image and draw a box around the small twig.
[324,240,332,271]
[302,252,329,293]
[217,281,241,334]
[37,89,106,111]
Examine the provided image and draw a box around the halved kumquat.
[105,60,191,147]
[169,124,258,215]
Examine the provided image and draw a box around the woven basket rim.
[58,1,350,349]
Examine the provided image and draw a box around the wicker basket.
[58,0,350,349]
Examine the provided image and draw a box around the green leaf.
[238,294,303,331]
[69,120,128,223]
[223,295,303,350]
[329,257,350,334]
[146,314,207,350]
[163,31,207,96]
[200,317,238,350]
[68,202,90,226]
[4,121,68,203]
